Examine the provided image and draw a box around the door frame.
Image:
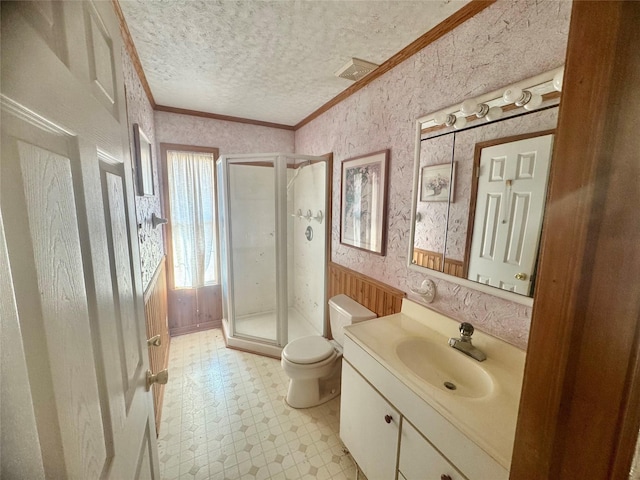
[510,1,640,477]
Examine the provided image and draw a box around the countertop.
[344,299,526,470]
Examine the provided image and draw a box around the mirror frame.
[408,67,564,306]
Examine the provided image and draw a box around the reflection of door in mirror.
[467,134,554,296]
[412,134,454,271]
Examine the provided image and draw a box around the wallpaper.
[153,112,294,155]
[122,49,164,291]
[295,0,572,349]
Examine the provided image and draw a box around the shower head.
[286,161,311,192]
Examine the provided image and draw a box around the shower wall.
[291,162,327,335]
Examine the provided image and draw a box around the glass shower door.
[225,157,283,344]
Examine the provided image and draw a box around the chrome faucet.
[448,322,487,362]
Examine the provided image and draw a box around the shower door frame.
[218,153,328,357]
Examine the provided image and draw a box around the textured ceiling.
[119,0,470,126]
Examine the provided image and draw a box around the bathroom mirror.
[409,68,563,305]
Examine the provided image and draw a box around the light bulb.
[485,106,503,122]
[460,99,479,116]
[503,87,523,104]
[553,70,564,92]
[433,112,448,125]
[524,93,543,110]
[453,116,467,129]
[434,112,455,126]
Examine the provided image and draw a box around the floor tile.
[158,329,363,479]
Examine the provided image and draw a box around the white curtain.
[167,151,217,289]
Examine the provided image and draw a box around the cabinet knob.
[384,414,392,424]
[441,475,452,480]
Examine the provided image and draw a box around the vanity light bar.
[421,66,564,132]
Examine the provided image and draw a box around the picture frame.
[420,162,455,202]
[340,150,390,256]
[133,123,154,196]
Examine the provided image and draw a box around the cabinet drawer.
[399,421,467,480]
[340,361,399,480]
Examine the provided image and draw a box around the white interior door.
[1,2,159,479]
[467,134,554,295]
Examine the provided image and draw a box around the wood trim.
[169,320,221,337]
[327,262,405,327]
[155,104,295,131]
[143,257,169,434]
[412,247,444,271]
[295,0,496,130]
[411,247,464,278]
[111,0,156,108]
[114,1,491,132]
[167,285,222,336]
[510,1,640,478]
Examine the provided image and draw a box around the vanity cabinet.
[340,362,399,479]
[341,334,509,480]
[398,421,465,480]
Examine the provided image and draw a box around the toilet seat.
[282,336,334,364]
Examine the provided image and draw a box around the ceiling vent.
[335,58,379,82]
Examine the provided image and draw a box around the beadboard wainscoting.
[328,262,405,321]
[144,257,171,433]
[411,247,465,279]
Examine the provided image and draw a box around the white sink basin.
[395,337,494,398]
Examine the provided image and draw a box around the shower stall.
[217,153,330,357]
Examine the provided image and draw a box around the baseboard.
[169,319,221,337]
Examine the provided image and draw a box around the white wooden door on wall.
[1,2,159,479]
[467,134,554,296]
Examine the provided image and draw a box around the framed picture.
[340,150,390,256]
[133,123,154,196]
[420,162,455,202]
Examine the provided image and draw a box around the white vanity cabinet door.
[399,421,468,480]
[340,361,400,480]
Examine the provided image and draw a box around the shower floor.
[223,306,321,357]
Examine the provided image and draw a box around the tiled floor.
[158,329,360,480]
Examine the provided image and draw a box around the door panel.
[468,134,553,295]
[1,2,159,478]
[83,1,118,115]
[101,160,145,410]
[10,136,110,479]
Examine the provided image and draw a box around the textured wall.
[122,50,164,291]
[295,0,571,349]
[154,111,294,155]
[414,134,454,253]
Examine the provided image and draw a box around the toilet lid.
[282,336,334,364]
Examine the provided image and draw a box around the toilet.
[281,294,376,408]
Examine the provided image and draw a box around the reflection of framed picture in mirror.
[133,123,154,196]
[420,163,455,202]
[340,150,389,256]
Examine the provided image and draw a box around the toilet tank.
[328,294,376,347]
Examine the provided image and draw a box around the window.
[166,150,217,288]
